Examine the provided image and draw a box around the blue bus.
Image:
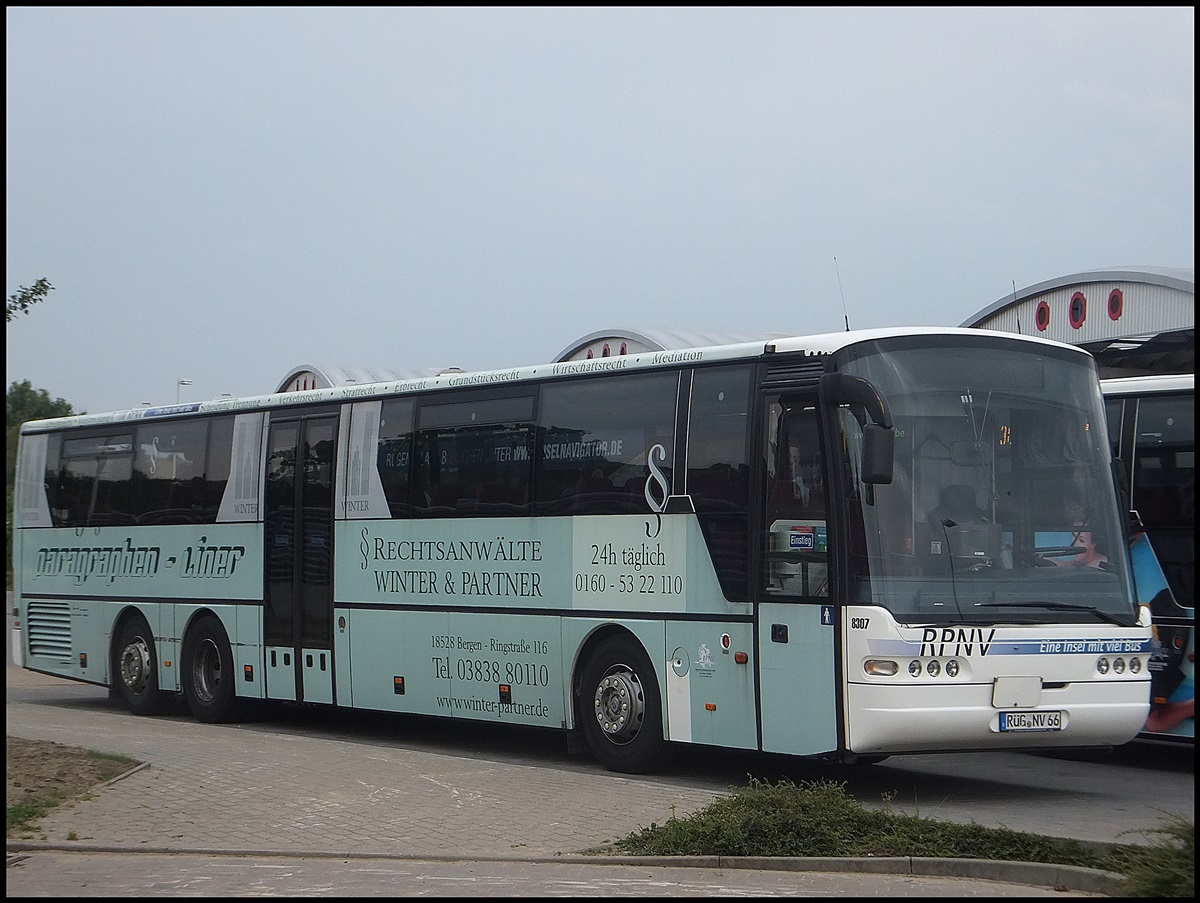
[1103,373,1194,743]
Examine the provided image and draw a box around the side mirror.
[819,372,895,485]
[818,373,893,430]
[862,422,894,484]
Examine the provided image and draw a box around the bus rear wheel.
[182,615,244,723]
[114,614,172,715]
[579,634,672,774]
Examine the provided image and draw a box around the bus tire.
[114,614,172,716]
[579,634,673,774]
[182,614,244,724]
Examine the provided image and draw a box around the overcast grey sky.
[6,6,1195,415]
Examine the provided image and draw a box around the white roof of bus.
[21,325,1093,431]
[762,325,1087,356]
[555,324,1086,360]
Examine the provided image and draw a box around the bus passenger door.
[263,410,339,705]
[757,392,839,756]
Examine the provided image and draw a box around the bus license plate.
[999,711,1062,732]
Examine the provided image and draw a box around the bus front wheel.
[114,615,172,715]
[579,634,672,774]
[182,615,244,724]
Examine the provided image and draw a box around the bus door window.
[301,419,336,649]
[264,422,299,648]
[763,397,829,598]
[264,413,338,661]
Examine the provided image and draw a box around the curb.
[4,844,1126,895]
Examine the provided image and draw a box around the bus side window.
[688,365,753,599]
[376,399,416,517]
[412,395,535,518]
[202,416,235,522]
[52,432,134,527]
[132,419,209,524]
[536,371,678,516]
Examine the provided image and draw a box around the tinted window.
[47,432,135,527]
[537,371,677,514]
[1132,395,1194,529]
[203,417,235,521]
[377,399,416,517]
[132,420,209,523]
[44,417,236,528]
[688,365,753,599]
[412,395,535,517]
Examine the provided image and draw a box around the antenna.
[834,256,850,331]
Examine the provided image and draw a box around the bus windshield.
[834,339,1137,626]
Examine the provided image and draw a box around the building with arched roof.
[275,268,1193,394]
[275,363,462,394]
[551,328,786,362]
[274,330,786,394]
[961,266,1193,377]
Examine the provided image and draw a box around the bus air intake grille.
[26,600,73,658]
[762,360,826,388]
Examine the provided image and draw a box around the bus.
[1102,373,1194,743]
[12,326,1153,774]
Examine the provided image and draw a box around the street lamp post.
[176,378,194,404]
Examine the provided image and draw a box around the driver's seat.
[930,484,986,528]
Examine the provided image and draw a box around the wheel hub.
[593,668,645,744]
[191,638,221,704]
[120,638,152,693]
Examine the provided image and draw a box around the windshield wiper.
[975,600,1130,626]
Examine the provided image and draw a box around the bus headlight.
[1113,657,1126,674]
[926,660,941,677]
[908,660,922,677]
[945,659,960,677]
[1097,657,1110,674]
[864,659,899,676]
[1130,657,1142,674]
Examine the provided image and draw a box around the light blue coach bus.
[13,327,1152,772]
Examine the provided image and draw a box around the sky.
[6,6,1195,416]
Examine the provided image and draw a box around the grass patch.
[6,745,140,837]
[608,777,1193,898]
[6,801,52,836]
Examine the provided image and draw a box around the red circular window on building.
[1035,300,1050,331]
[1108,288,1124,320]
[1069,291,1087,329]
